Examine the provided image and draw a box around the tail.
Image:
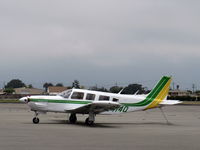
[145,76,172,109]
[122,76,172,108]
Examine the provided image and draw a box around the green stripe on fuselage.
[30,99,92,104]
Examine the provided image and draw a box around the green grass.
[0,99,20,103]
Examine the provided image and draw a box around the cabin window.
[71,92,84,100]
[113,98,119,102]
[86,93,95,100]
[99,95,110,101]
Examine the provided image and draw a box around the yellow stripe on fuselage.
[145,78,172,109]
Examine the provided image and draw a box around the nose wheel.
[33,117,40,124]
[33,111,39,124]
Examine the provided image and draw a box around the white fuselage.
[23,89,149,115]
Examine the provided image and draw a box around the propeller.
[19,96,30,103]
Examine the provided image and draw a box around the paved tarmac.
[0,104,200,150]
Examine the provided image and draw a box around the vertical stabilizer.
[145,76,172,109]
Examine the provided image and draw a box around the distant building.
[169,90,190,97]
[0,89,4,95]
[14,87,45,95]
[47,86,68,95]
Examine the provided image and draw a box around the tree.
[67,86,72,89]
[5,79,26,88]
[122,84,146,94]
[97,87,108,92]
[27,84,33,88]
[89,86,108,92]
[195,91,200,95]
[3,88,15,94]
[72,80,80,89]
[56,83,63,87]
[80,85,85,89]
[43,83,54,92]
[109,86,123,93]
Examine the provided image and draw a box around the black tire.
[33,117,39,124]
[69,114,77,124]
[85,117,94,126]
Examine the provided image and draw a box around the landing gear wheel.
[85,117,94,126]
[33,117,39,124]
[69,114,77,124]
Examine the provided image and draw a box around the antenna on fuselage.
[134,90,139,95]
[118,88,124,94]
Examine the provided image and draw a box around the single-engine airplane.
[20,76,181,125]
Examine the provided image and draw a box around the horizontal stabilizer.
[160,100,182,105]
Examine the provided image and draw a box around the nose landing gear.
[33,117,39,124]
[32,111,39,124]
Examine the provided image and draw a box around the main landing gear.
[69,113,77,124]
[69,112,95,126]
[85,112,95,126]
[33,111,39,124]
[85,118,94,126]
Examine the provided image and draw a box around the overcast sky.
[0,0,200,90]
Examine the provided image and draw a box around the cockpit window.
[59,90,72,98]
[99,95,110,101]
[71,92,84,100]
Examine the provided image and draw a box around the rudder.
[145,76,172,109]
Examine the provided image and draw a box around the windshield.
[58,90,72,98]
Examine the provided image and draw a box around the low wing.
[65,101,121,114]
[160,100,182,105]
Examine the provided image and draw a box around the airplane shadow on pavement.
[23,119,178,128]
